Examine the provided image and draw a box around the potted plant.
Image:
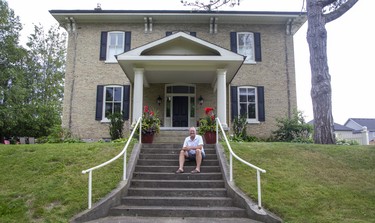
[140,105,161,143]
[198,107,217,144]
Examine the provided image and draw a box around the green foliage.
[140,106,160,135]
[230,115,247,141]
[198,107,216,135]
[272,110,313,143]
[108,112,125,140]
[336,139,360,145]
[0,3,66,141]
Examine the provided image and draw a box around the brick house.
[49,9,306,140]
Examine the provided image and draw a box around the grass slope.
[0,142,374,222]
[224,142,375,223]
[0,142,130,223]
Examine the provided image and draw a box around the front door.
[172,96,188,127]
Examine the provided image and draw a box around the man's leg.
[176,149,186,173]
[194,149,203,172]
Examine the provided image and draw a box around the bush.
[108,112,125,140]
[232,115,247,141]
[273,110,313,143]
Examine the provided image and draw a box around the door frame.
[164,84,196,128]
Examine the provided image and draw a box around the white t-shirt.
[183,135,205,155]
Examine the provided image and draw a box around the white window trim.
[238,86,260,124]
[105,31,125,63]
[237,32,256,64]
[101,85,124,123]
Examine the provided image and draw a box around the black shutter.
[166,31,172,36]
[257,86,265,122]
[95,85,104,120]
[230,32,237,53]
[122,85,130,120]
[231,86,238,121]
[190,32,196,37]
[124,32,131,52]
[99,32,107,61]
[254,32,262,62]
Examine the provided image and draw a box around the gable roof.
[308,120,354,132]
[116,31,245,85]
[345,118,375,131]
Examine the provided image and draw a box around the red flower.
[144,105,149,113]
[150,111,154,116]
[205,107,214,115]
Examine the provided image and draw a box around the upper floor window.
[230,32,261,64]
[99,31,131,62]
[107,32,124,62]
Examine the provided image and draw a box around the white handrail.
[82,117,142,209]
[215,117,266,208]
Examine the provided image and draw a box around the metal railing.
[215,118,266,208]
[81,117,142,209]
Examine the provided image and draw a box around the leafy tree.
[306,0,358,144]
[0,0,28,142]
[25,24,66,137]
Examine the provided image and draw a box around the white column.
[217,69,227,128]
[133,68,144,123]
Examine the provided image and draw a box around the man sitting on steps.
[175,127,206,174]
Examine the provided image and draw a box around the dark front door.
[173,96,188,127]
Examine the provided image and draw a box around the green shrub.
[273,110,313,142]
[108,112,125,140]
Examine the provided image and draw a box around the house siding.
[62,21,297,140]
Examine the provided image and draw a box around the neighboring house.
[49,9,306,140]
[344,118,375,142]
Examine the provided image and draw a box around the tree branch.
[324,0,359,23]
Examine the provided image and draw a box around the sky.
[7,0,375,125]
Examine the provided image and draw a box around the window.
[107,32,124,62]
[99,31,131,62]
[95,85,130,121]
[231,86,265,122]
[230,32,261,63]
[104,86,123,119]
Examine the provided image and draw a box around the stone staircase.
[108,143,252,219]
[73,131,281,223]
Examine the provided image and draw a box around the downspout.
[66,17,78,130]
[284,18,293,118]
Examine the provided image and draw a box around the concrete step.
[132,172,223,180]
[109,205,248,218]
[136,159,219,166]
[127,188,228,197]
[140,147,216,154]
[139,153,218,160]
[121,196,234,207]
[134,165,221,173]
[130,179,225,188]
[84,216,263,223]
[141,143,215,149]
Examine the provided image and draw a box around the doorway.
[172,96,189,127]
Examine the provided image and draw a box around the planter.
[141,134,154,143]
[204,131,217,144]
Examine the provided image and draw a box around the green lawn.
[224,142,375,223]
[0,142,374,223]
[0,142,131,223]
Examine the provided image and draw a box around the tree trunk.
[306,0,336,144]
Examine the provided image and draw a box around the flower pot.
[141,134,154,143]
[204,131,217,144]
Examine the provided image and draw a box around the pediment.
[141,37,220,56]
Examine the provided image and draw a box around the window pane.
[248,95,255,102]
[190,97,195,117]
[105,103,112,117]
[117,33,124,46]
[114,103,121,113]
[166,97,171,117]
[109,34,116,45]
[106,87,113,101]
[114,87,122,101]
[237,33,254,62]
[239,88,247,102]
[248,104,256,119]
[239,103,247,116]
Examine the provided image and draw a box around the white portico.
[116,32,244,128]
